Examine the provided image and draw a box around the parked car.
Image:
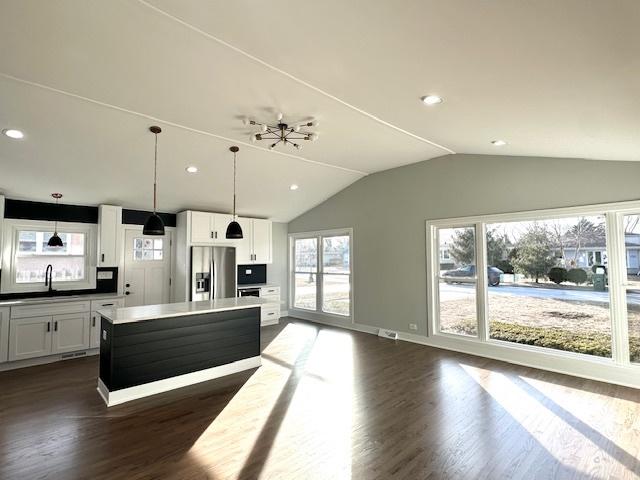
[442,265,503,286]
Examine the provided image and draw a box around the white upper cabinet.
[182,211,272,264]
[189,211,235,244]
[190,211,214,243]
[234,217,254,264]
[252,219,272,264]
[98,205,121,267]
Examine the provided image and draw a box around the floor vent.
[378,329,399,340]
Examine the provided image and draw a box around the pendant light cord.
[233,150,237,219]
[153,132,158,214]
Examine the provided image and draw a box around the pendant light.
[47,193,64,247]
[143,126,165,236]
[225,146,243,239]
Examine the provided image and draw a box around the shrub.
[495,259,514,274]
[567,268,588,285]
[548,267,567,284]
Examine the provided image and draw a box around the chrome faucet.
[44,264,54,293]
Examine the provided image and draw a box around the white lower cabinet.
[261,304,280,326]
[9,316,52,361]
[0,307,9,363]
[51,313,90,354]
[5,296,123,364]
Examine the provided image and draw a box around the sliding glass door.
[291,230,352,318]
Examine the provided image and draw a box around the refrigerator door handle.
[210,256,215,300]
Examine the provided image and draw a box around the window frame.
[426,200,640,380]
[289,228,354,322]
[1,219,97,294]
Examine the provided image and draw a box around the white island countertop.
[98,297,270,325]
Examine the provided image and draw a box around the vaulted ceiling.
[1,1,638,221]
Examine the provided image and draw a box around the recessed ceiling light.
[491,140,507,146]
[289,184,299,191]
[421,95,443,106]
[185,166,198,173]
[2,129,24,139]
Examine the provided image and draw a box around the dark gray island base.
[97,298,268,406]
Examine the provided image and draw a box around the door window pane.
[133,237,163,261]
[323,236,350,273]
[294,238,317,272]
[323,274,350,316]
[438,226,477,336]
[623,215,640,363]
[294,273,317,310]
[486,216,612,358]
[294,238,318,310]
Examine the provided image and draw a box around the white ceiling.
[1,1,639,221]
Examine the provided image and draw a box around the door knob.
[126,283,130,287]
[125,291,131,295]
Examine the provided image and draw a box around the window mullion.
[476,222,489,341]
[317,236,323,312]
[607,212,630,365]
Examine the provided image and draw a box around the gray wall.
[267,221,288,312]
[288,153,640,334]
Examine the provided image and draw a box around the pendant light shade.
[47,193,64,248]
[47,233,64,247]
[226,220,243,239]
[143,126,165,236]
[143,213,165,236]
[226,146,243,239]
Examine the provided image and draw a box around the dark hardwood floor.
[1,318,640,479]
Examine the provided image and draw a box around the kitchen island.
[97,297,268,406]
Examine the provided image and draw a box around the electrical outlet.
[409,323,418,331]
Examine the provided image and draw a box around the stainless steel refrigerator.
[190,246,237,301]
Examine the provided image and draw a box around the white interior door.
[124,229,171,307]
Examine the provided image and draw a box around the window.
[291,230,352,318]
[427,201,640,382]
[437,226,478,337]
[15,231,86,283]
[1,220,96,294]
[485,215,611,358]
[133,238,164,261]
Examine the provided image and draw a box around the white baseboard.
[288,310,378,335]
[0,348,99,372]
[280,310,289,317]
[97,355,262,407]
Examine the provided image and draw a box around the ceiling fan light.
[225,220,243,239]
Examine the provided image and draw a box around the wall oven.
[238,287,260,298]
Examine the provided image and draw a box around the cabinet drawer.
[260,286,280,296]
[260,294,280,304]
[90,298,125,312]
[261,304,280,321]
[11,301,91,319]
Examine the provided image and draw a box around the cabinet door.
[235,217,254,264]
[190,211,215,244]
[252,219,272,264]
[98,205,121,267]
[0,307,9,363]
[89,313,101,349]
[211,213,236,244]
[8,316,52,361]
[51,313,91,354]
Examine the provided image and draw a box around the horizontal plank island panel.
[98,303,262,406]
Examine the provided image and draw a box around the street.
[439,282,640,306]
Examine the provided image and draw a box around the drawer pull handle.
[102,303,114,307]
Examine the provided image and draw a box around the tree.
[448,228,508,267]
[512,224,557,283]
[565,218,606,264]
